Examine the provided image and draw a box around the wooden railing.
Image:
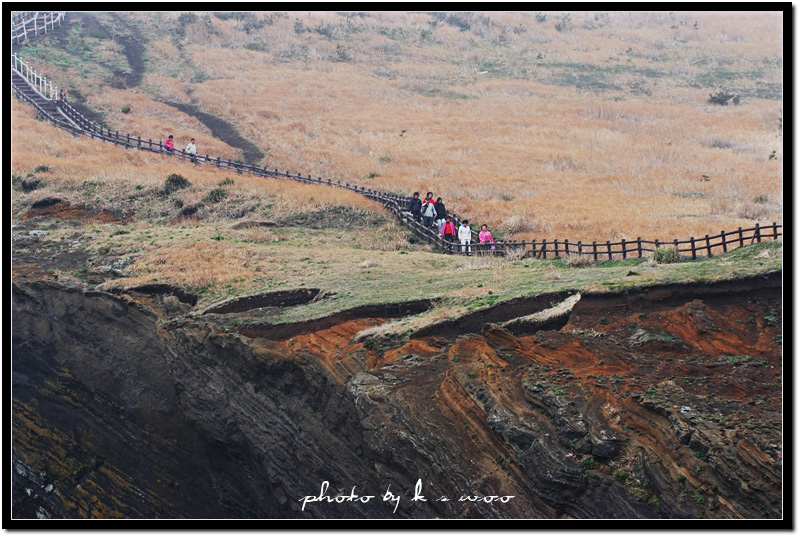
[463,223,782,260]
[10,12,783,261]
[12,52,60,102]
[11,11,65,44]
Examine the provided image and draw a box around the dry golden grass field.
[13,10,783,242]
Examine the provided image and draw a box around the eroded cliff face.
[12,273,783,519]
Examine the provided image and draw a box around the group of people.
[164,134,198,163]
[408,191,494,255]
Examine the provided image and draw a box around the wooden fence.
[10,12,783,261]
[461,223,782,260]
[11,11,65,44]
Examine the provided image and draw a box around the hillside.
[13,10,783,240]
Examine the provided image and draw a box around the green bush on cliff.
[163,173,191,195]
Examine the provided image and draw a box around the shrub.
[579,456,595,470]
[204,188,228,204]
[219,178,235,186]
[564,254,595,268]
[34,165,51,173]
[652,246,681,264]
[500,214,538,235]
[708,91,740,105]
[163,173,191,195]
[736,201,768,220]
[121,105,131,114]
[21,177,42,192]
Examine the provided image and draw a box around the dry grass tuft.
[563,253,596,268]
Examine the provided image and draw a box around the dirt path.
[166,101,265,165]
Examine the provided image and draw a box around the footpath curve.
[11,12,782,259]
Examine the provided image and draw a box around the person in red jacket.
[441,216,456,253]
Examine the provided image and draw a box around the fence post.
[637,237,642,258]
[578,241,583,256]
[606,241,612,260]
[554,239,559,258]
[754,223,761,243]
[690,237,696,259]
[738,227,744,247]
[772,222,778,240]
[592,241,597,261]
[705,234,712,257]
[721,231,727,253]
[621,239,627,259]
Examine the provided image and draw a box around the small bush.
[564,254,595,268]
[708,91,740,106]
[219,178,235,186]
[500,214,538,235]
[21,178,42,192]
[652,246,681,264]
[121,105,132,114]
[34,165,51,173]
[736,201,768,220]
[578,456,595,470]
[163,173,191,195]
[204,188,228,204]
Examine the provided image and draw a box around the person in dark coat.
[408,192,422,223]
[434,197,447,232]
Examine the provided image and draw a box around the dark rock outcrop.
[12,274,783,519]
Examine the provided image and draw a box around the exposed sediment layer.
[12,273,783,519]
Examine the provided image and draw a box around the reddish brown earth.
[22,198,124,223]
[12,268,782,520]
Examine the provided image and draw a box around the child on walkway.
[164,134,174,154]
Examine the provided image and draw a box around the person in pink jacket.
[479,224,494,244]
[479,224,495,252]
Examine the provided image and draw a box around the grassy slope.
[12,100,782,329]
[14,11,783,242]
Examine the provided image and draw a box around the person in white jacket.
[422,197,437,228]
[458,219,472,255]
[186,138,197,163]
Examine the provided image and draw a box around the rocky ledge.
[12,272,782,519]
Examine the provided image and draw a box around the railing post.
[705,234,712,257]
[772,222,778,240]
[637,237,642,258]
[690,237,696,259]
[622,239,627,259]
[738,227,744,247]
[592,241,597,261]
[554,239,559,258]
[754,223,761,243]
[578,241,583,256]
[721,231,727,253]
